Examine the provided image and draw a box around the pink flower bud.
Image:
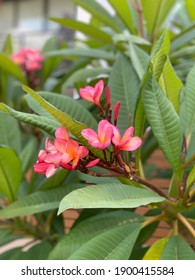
[114,101,120,125]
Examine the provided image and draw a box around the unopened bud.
[114,101,120,125]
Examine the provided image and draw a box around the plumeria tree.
[0,0,195,260]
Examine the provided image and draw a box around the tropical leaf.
[0,103,60,136]
[0,54,26,83]
[0,111,21,154]
[0,147,22,202]
[185,0,195,20]
[160,235,195,260]
[187,164,195,189]
[170,24,195,51]
[109,53,140,133]
[159,58,183,112]
[26,91,98,130]
[49,18,112,43]
[2,34,13,55]
[49,210,142,260]
[19,138,37,174]
[142,0,175,36]
[108,0,136,34]
[143,238,168,260]
[58,182,165,214]
[142,75,182,173]
[0,184,84,219]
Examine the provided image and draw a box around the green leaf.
[45,47,115,61]
[38,169,69,190]
[19,138,37,174]
[109,53,140,133]
[26,91,98,130]
[0,147,22,202]
[0,229,21,247]
[187,164,195,188]
[0,111,21,154]
[0,54,26,83]
[69,222,141,260]
[142,0,175,36]
[2,34,13,55]
[72,0,122,32]
[49,210,142,260]
[0,184,84,218]
[142,75,182,172]
[0,103,60,136]
[49,18,112,43]
[143,238,168,260]
[108,0,136,34]
[62,67,111,93]
[159,58,183,113]
[58,183,165,214]
[181,65,195,136]
[186,0,195,20]
[150,30,170,80]
[160,235,195,260]
[170,24,195,51]
[22,86,102,158]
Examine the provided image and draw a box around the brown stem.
[182,154,195,169]
[177,213,195,238]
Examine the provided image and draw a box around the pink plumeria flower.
[81,120,113,149]
[55,138,88,170]
[112,126,142,151]
[79,80,104,108]
[34,139,62,177]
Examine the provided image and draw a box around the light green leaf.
[159,58,183,112]
[171,24,195,51]
[150,30,170,80]
[113,33,150,46]
[49,18,112,43]
[109,0,136,34]
[143,238,168,260]
[58,183,165,214]
[142,75,182,172]
[186,0,195,20]
[0,103,60,136]
[0,147,22,202]
[22,86,102,158]
[0,54,26,83]
[72,0,121,32]
[142,0,175,35]
[45,47,115,61]
[0,184,84,218]
[187,164,195,188]
[181,65,195,136]
[160,235,195,260]
[26,91,98,130]
[2,34,13,55]
[109,53,140,133]
[49,210,142,260]
[0,111,21,154]
[62,67,111,93]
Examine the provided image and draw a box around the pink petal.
[34,162,50,174]
[78,146,89,159]
[55,126,69,140]
[119,136,142,151]
[111,126,121,146]
[37,150,47,162]
[79,88,94,103]
[93,80,104,106]
[45,138,57,153]
[44,152,62,164]
[121,127,134,144]
[98,120,112,141]
[81,128,98,142]
[72,156,79,169]
[106,86,111,106]
[86,158,100,168]
[114,101,120,123]
[54,139,67,153]
[60,162,73,170]
[46,164,57,177]
[61,152,73,164]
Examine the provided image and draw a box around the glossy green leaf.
[0,111,21,154]
[159,58,183,112]
[0,147,22,202]
[142,75,182,172]
[143,238,168,260]
[0,103,60,136]
[38,169,69,190]
[49,18,112,43]
[58,183,165,214]
[142,0,175,35]
[72,0,121,32]
[160,235,195,260]
[26,91,98,130]
[109,0,136,34]
[0,54,26,83]
[0,184,84,218]
[49,210,142,260]
[62,67,111,93]
[109,53,140,133]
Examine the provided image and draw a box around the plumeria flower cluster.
[34,80,142,178]
[11,48,44,88]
